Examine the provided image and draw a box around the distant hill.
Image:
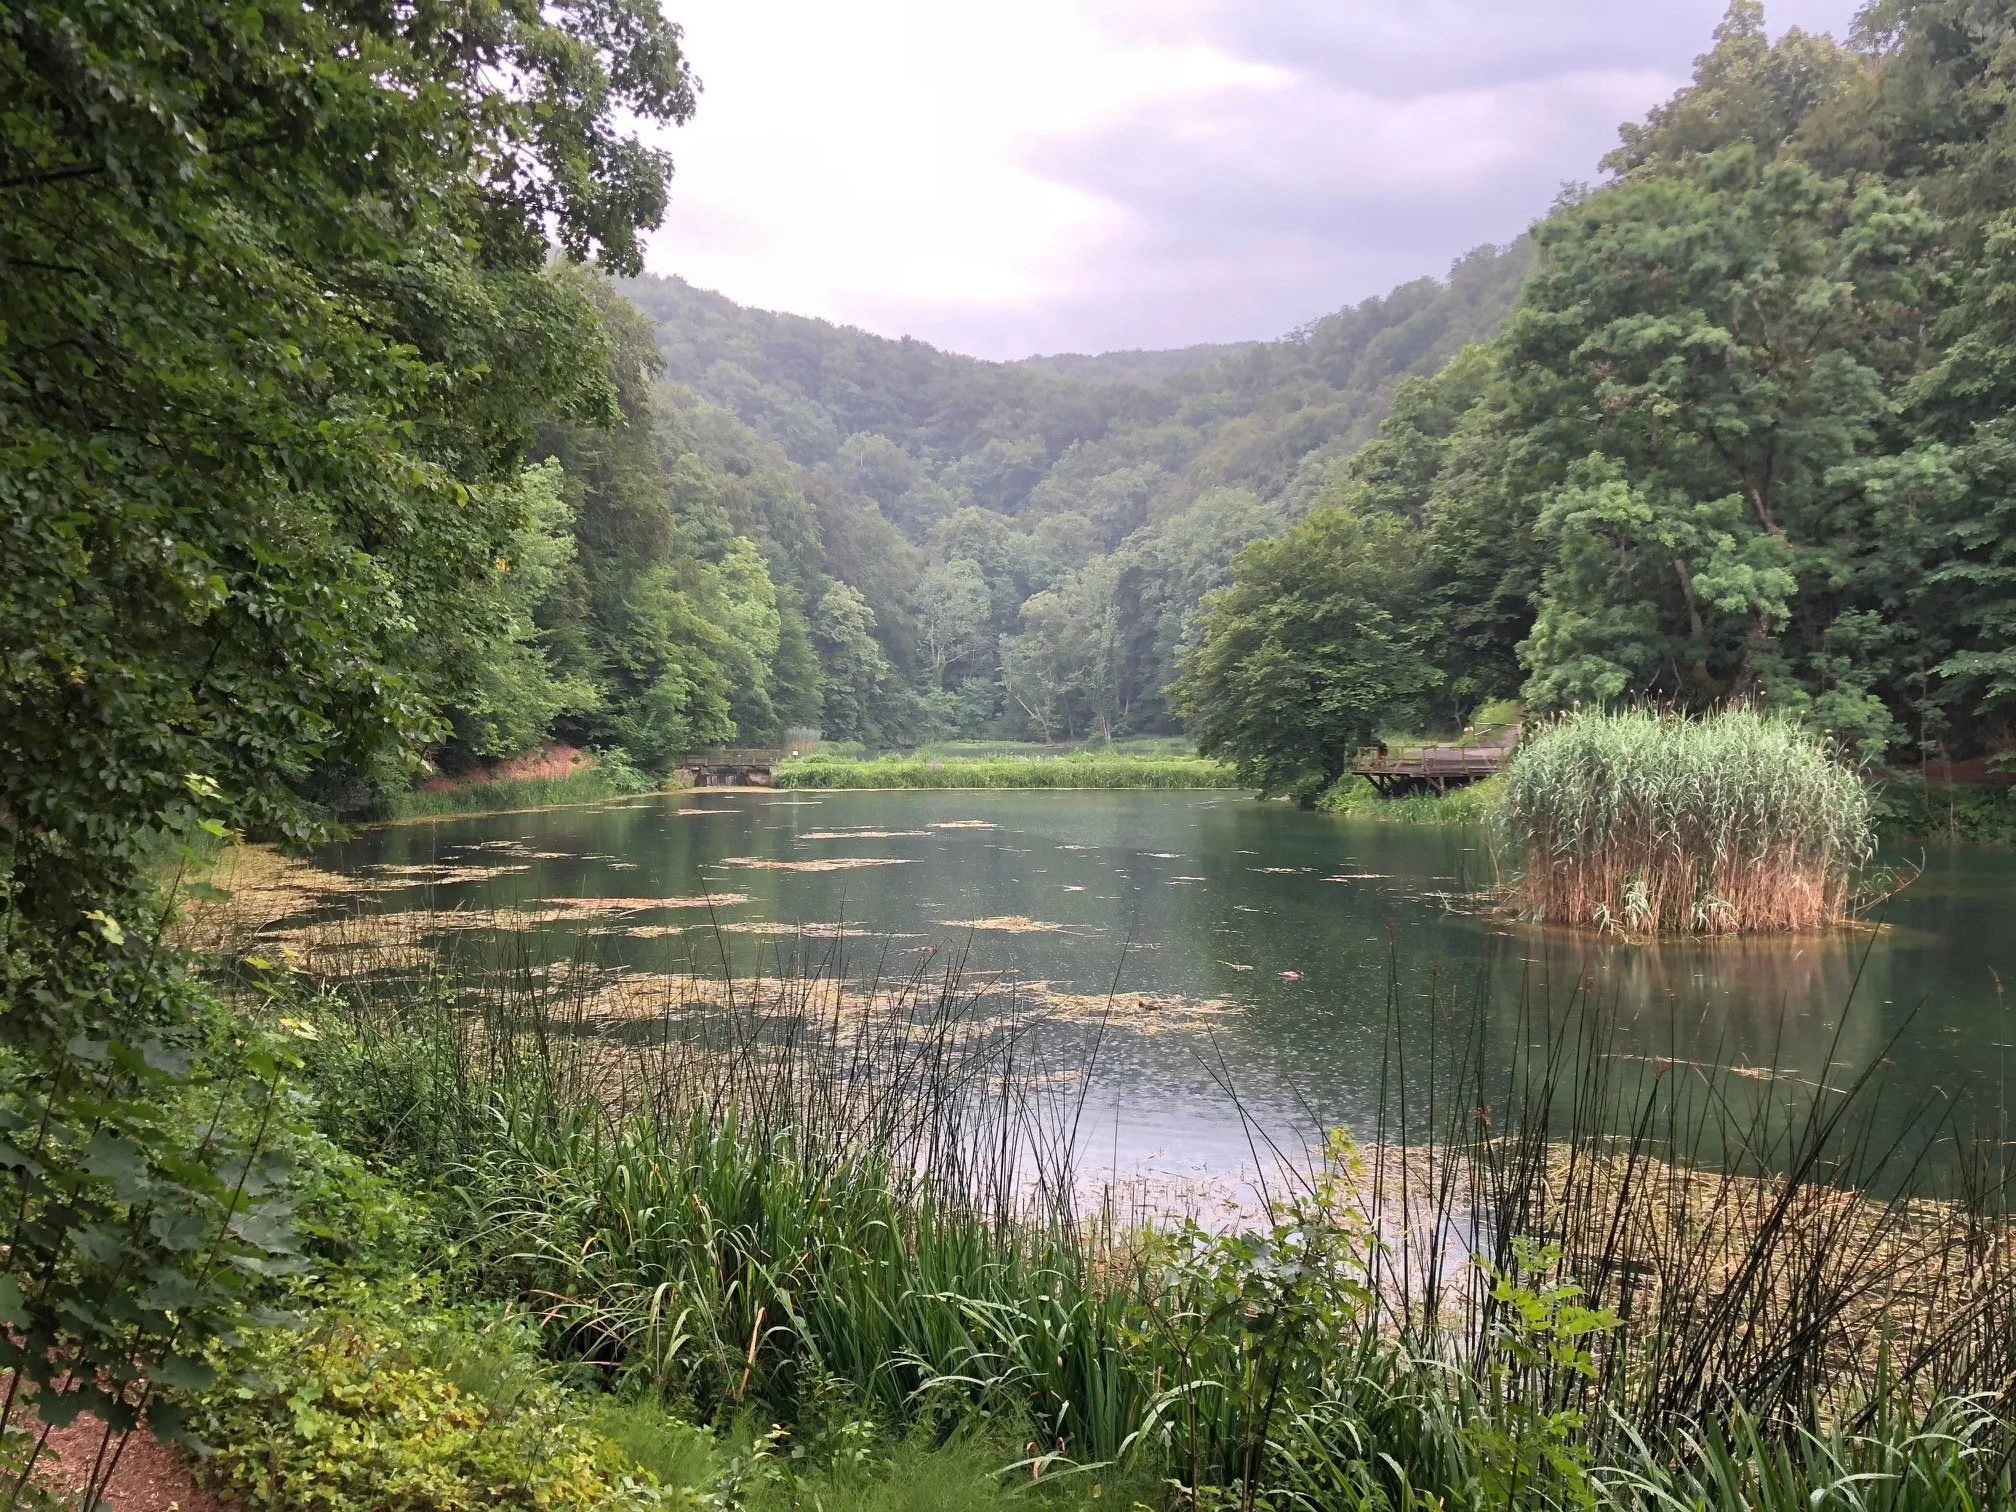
[617,238,1534,737]
[1014,343,1262,386]
[623,239,1530,529]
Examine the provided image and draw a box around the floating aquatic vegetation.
[716,856,913,872]
[366,861,531,883]
[796,829,930,841]
[1249,867,1305,875]
[939,915,1074,934]
[172,845,382,954]
[989,980,1246,1033]
[538,894,752,913]
[702,920,894,938]
[1219,961,1254,972]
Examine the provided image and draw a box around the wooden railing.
[1351,728,1520,793]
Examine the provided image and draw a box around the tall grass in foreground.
[276,919,2015,1508]
[1504,708,1874,934]
[775,753,1240,789]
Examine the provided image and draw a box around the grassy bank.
[776,752,1241,789]
[1874,771,2016,844]
[144,918,2015,1511]
[383,759,659,819]
[1320,773,1507,825]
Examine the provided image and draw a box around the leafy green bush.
[1320,774,1506,825]
[198,1299,698,1510]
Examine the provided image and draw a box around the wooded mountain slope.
[602,239,1531,746]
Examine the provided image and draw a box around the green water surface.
[309,790,2016,1184]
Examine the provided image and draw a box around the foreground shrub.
[1503,707,1872,933]
[198,1300,690,1510]
[268,933,2016,1509]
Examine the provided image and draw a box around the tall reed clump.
[1503,707,1874,934]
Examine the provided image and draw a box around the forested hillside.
[579,239,1530,753]
[45,0,2009,814]
[1176,0,2016,796]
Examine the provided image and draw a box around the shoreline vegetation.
[773,751,1241,790]
[381,759,659,820]
[375,741,2014,852]
[1503,711,1873,936]
[129,912,2016,1508]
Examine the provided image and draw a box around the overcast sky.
[640,1,1865,361]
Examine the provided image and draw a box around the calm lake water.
[308,790,2016,1186]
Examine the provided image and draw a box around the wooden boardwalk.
[679,748,784,787]
[1352,728,1520,796]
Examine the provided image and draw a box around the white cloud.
[641,1,1865,359]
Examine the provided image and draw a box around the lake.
[304,789,2016,1187]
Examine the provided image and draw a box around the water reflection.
[306,791,2016,1179]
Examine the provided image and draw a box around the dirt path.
[28,1407,230,1512]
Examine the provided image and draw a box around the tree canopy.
[1176,0,2016,791]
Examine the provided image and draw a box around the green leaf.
[82,910,127,947]
[144,1354,217,1392]
[71,1225,129,1267]
[80,1129,147,1184]
[149,1209,211,1254]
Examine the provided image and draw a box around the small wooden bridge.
[679,748,784,787]
[1352,728,1520,796]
